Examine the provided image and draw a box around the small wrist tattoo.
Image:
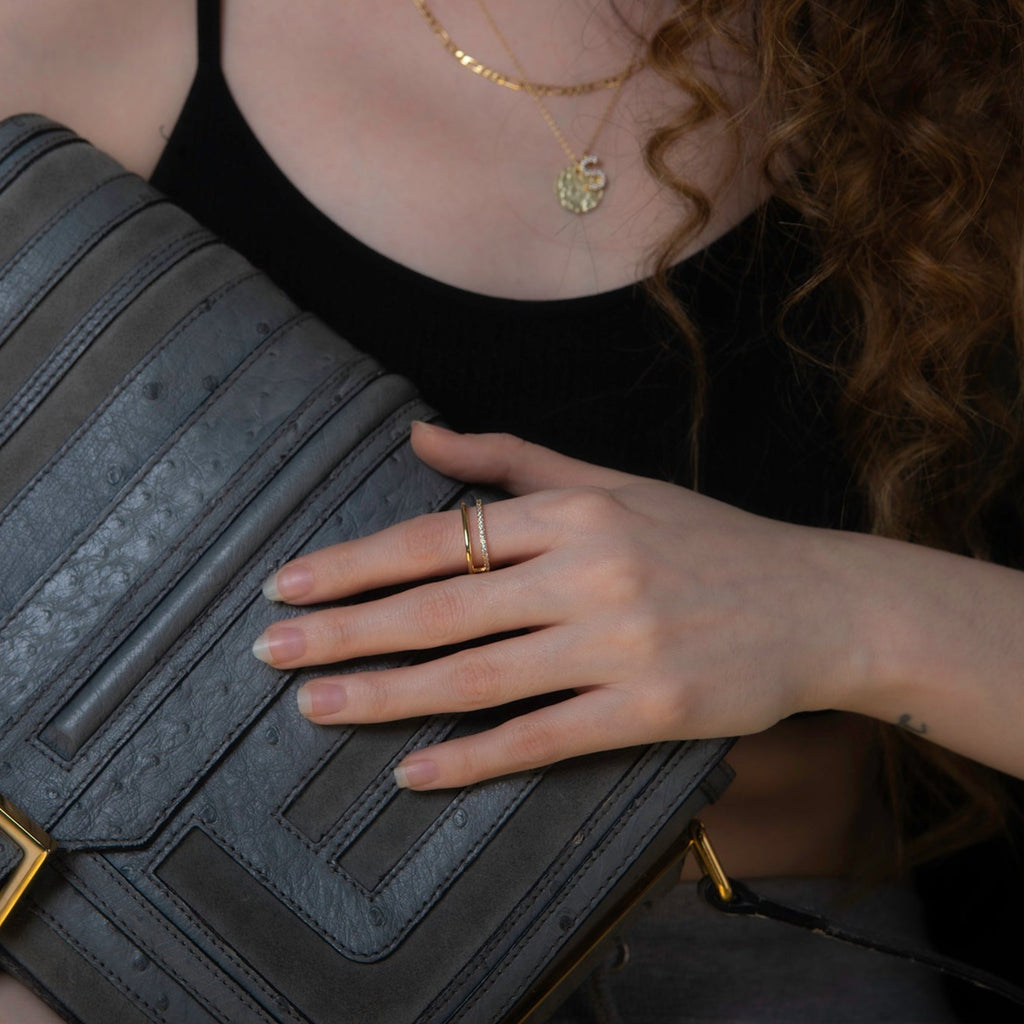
[897,713,928,736]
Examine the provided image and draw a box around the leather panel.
[8,859,235,1024]
[0,171,162,347]
[3,312,328,732]
[0,264,287,594]
[0,223,215,446]
[0,115,78,195]
[0,203,212,415]
[32,322,373,759]
[47,400,449,847]
[35,355,384,762]
[282,718,432,846]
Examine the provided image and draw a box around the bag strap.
[686,821,1024,1009]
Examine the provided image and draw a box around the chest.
[152,1,852,526]
[219,0,765,299]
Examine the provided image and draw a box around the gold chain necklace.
[410,0,643,98]
[473,0,634,214]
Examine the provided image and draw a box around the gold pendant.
[555,154,606,214]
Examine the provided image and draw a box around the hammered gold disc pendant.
[555,154,607,214]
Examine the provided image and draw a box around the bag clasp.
[0,794,55,928]
[683,820,733,903]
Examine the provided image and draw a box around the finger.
[262,496,545,605]
[253,559,563,668]
[391,686,646,790]
[410,421,636,496]
[296,626,592,723]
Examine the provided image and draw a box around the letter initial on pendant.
[555,154,607,214]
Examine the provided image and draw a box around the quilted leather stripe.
[0,265,293,614]
[0,113,54,163]
[41,387,430,844]
[0,315,358,732]
[0,226,216,448]
[0,116,79,199]
[38,349,380,762]
[0,172,164,348]
[0,114,65,158]
[8,855,274,1024]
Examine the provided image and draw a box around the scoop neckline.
[152,56,772,313]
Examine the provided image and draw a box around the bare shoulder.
[0,0,196,175]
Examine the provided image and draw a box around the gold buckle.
[0,794,55,928]
[683,819,733,903]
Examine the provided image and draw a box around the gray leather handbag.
[0,114,733,1024]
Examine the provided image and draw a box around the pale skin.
[1,0,1023,1019]
[265,419,1024,791]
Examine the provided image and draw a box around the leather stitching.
[273,716,451,855]
[0,227,216,446]
[0,115,53,168]
[25,901,170,1024]
[198,762,532,960]
[65,855,274,1024]
[449,743,723,1023]
[51,397,425,844]
[24,350,381,784]
[143,836,311,1024]
[0,174,162,345]
[8,312,315,751]
[322,717,454,861]
[0,269,261,546]
[0,131,81,202]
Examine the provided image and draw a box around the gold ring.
[460,499,490,573]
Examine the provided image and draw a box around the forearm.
[824,529,1024,779]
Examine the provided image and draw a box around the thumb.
[409,421,634,495]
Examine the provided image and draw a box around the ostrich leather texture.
[0,115,732,1024]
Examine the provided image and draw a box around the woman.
[0,1,1021,1020]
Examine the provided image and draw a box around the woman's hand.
[254,421,1024,786]
[252,422,879,789]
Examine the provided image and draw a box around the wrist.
[816,528,1024,775]
[801,528,934,723]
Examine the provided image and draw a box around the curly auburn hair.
[643,0,1024,870]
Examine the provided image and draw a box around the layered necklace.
[411,0,644,214]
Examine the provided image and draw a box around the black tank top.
[151,0,854,528]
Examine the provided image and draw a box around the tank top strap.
[196,0,223,75]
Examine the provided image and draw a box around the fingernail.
[297,681,347,718]
[394,758,439,789]
[412,420,454,436]
[252,625,306,664]
[262,563,313,602]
